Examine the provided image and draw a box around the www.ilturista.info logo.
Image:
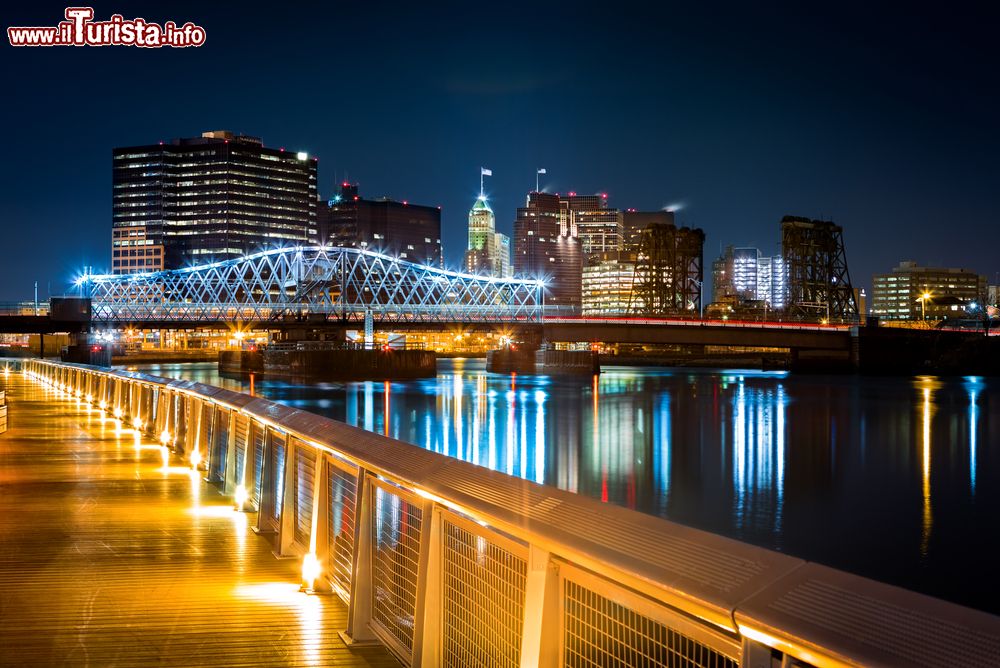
[8,7,206,47]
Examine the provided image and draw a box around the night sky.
[2,1,998,301]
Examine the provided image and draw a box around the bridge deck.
[0,373,398,667]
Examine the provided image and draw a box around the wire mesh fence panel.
[233,414,249,483]
[370,481,423,661]
[442,516,528,668]
[268,430,287,525]
[249,421,266,509]
[563,579,739,668]
[327,458,358,599]
[293,441,316,548]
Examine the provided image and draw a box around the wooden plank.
[0,373,398,668]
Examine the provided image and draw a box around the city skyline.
[2,2,998,301]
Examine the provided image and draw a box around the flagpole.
[536,168,539,193]
[480,168,484,199]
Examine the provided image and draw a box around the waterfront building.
[871,261,987,320]
[322,182,441,266]
[463,195,511,277]
[112,130,317,273]
[513,192,582,311]
[582,252,638,315]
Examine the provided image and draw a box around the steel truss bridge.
[83,247,544,325]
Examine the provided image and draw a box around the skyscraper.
[111,130,317,273]
[513,192,582,311]
[464,195,511,277]
[321,182,441,266]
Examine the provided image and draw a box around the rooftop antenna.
[536,167,546,193]
[480,166,492,199]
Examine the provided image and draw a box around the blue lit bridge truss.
[84,247,544,325]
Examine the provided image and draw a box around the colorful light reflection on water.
[133,360,999,614]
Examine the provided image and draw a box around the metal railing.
[19,359,1000,667]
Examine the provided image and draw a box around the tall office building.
[322,182,441,266]
[463,195,511,277]
[558,193,623,259]
[513,192,583,311]
[574,209,623,257]
[112,130,317,273]
[871,261,986,320]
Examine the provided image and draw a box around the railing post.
[223,412,238,495]
[741,637,773,668]
[519,545,561,668]
[277,434,297,557]
[308,455,331,593]
[342,468,379,645]
[411,500,442,667]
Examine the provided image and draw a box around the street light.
[920,291,932,321]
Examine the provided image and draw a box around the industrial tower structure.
[628,224,705,316]
[781,216,858,320]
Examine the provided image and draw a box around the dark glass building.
[112,130,317,273]
[513,192,583,312]
[622,210,674,250]
[321,182,442,267]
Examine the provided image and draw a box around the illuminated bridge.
[5,359,999,666]
[82,246,544,326]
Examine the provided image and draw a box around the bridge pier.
[486,346,600,376]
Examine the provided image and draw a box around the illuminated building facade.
[112,130,317,272]
[463,196,511,277]
[513,192,582,311]
[711,245,787,309]
[582,252,637,315]
[575,209,622,257]
[871,261,986,320]
[323,182,442,266]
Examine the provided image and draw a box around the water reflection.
[966,376,982,495]
[133,361,1000,614]
[918,379,935,557]
[732,381,787,533]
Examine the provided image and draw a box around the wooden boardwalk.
[0,372,398,667]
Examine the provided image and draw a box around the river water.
[128,360,999,614]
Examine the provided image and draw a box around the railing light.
[132,417,143,430]
[113,407,123,420]
[160,430,171,446]
[99,400,107,411]
[234,484,248,510]
[189,449,202,469]
[301,553,321,593]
